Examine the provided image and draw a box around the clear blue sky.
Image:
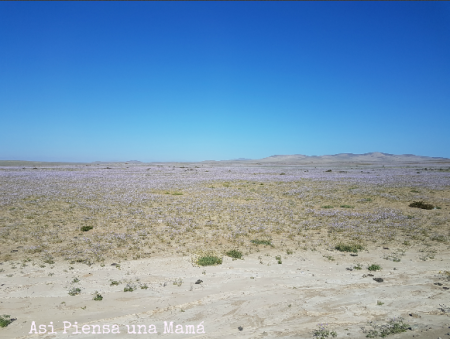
[1,2,449,162]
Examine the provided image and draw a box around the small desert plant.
[368,264,381,271]
[340,205,354,208]
[275,255,282,264]
[226,249,243,259]
[335,243,363,253]
[377,300,384,306]
[431,235,447,242]
[110,280,120,286]
[68,287,81,296]
[173,278,183,287]
[409,201,434,210]
[72,277,80,283]
[93,292,103,301]
[286,249,293,255]
[81,226,93,232]
[197,255,222,266]
[0,315,14,328]
[353,263,363,270]
[251,239,273,246]
[365,317,409,338]
[313,323,337,338]
[124,284,135,292]
[140,284,148,289]
[43,257,55,264]
[322,205,333,209]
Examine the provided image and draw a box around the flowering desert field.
[1,161,450,338]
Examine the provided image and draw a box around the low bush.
[0,315,13,328]
[226,250,243,259]
[251,239,273,246]
[368,264,381,271]
[409,201,434,210]
[335,243,363,253]
[197,255,222,266]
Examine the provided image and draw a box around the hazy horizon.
[1,151,450,164]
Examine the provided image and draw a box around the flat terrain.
[1,163,450,338]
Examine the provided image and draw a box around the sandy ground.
[1,246,450,339]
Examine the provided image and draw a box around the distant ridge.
[256,152,449,164]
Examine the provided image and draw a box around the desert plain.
[1,154,450,339]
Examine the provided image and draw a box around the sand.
[1,246,450,339]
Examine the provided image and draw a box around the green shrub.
[68,287,81,296]
[93,292,103,301]
[368,264,381,271]
[322,205,334,209]
[0,315,13,328]
[340,205,354,208]
[124,284,135,292]
[251,239,273,246]
[335,243,363,253]
[226,250,243,259]
[81,226,93,232]
[197,256,222,266]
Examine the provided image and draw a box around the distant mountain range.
[209,152,450,164]
[258,152,448,163]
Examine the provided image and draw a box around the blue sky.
[1,2,449,162]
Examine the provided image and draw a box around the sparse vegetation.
[313,323,337,338]
[409,201,434,210]
[0,315,13,328]
[226,249,243,259]
[197,255,222,266]
[81,226,93,232]
[251,239,273,246]
[124,284,135,292]
[68,287,81,296]
[368,264,381,271]
[93,292,103,301]
[173,278,183,287]
[353,263,363,270]
[335,243,364,253]
[365,317,409,337]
